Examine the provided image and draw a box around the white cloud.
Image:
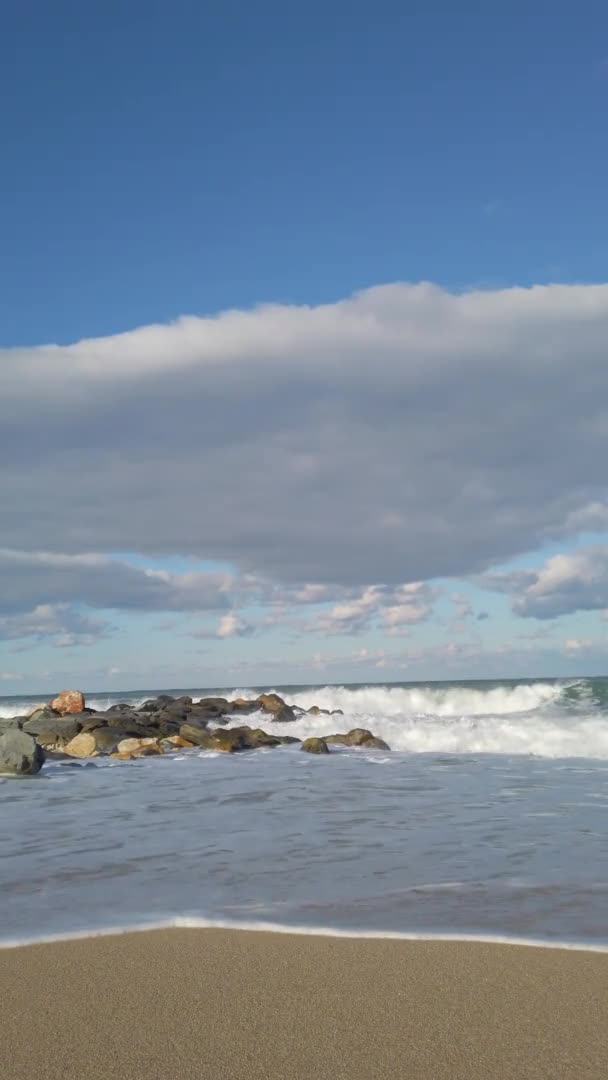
[485,545,608,618]
[216,613,252,639]
[2,282,608,590]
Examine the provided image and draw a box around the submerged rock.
[324,728,389,750]
[0,728,45,775]
[301,737,330,754]
[50,689,85,715]
[307,705,331,716]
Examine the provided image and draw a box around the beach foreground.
[1,929,607,1079]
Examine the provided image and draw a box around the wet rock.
[307,706,331,716]
[50,690,85,715]
[331,709,344,716]
[138,695,174,712]
[228,699,259,715]
[324,728,390,750]
[301,737,330,754]
[255,694,296,722]
[22,715,81,750]
[0,728,45,775]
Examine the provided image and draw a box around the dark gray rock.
[138,696,174,712]
[0,716,24,734]
[26,705,59,724]
[0,728,45,775]
[22,715,81,749]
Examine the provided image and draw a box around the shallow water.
[1,679,608,946]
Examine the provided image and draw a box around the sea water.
[1,678,608,947]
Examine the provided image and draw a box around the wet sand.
[1,929,607,1079]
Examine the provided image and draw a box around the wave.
[4,680,608,759]
[1,914,607,953]
[263,682,565,718]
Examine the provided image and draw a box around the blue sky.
[1,3,608,691]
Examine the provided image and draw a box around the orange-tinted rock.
[117,736,161,755]
[64,732,98,758]
[50,690,85,715]
[161,735,196,749]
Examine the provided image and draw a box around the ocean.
[2,678,608,949]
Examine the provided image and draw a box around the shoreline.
[2,927,607,1079]
[2,916,608,954]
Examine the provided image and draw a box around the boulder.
[228,699,259,715]
[22,715,81,749]
[0,717,24,734]
[255,694,297,722]
[324,728,390,750]
[193,697,232,716]
[0,729,45,775]
[160,735,196,750]
[301,737,330,755]
[138,696,174,712]
[50,690,85,715]
[179,720,211,745]
[27,705,59,723]
[307,705,330,716]
[63,732,98,758]
[116,737,162,755]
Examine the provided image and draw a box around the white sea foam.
[1,914,607,953]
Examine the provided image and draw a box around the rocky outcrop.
[324,728,390,750]
[50,690,85,715]
[1,688,384,765]
[0,728,45,775]
[301,737,330,754]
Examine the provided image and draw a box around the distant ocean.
[2,678,608,949]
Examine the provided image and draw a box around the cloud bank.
[3,282,608,610]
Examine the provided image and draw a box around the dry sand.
[1,928,607,1079]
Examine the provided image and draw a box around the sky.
[2,2,608,692]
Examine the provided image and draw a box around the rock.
[50,690,85,715]
[116,737,162,755]
[0,717,24,734]
[228,699,259,715]
[256,693,287,714]
[0,729,45,775]
[106,703,132,713]
[255,694,297,722]
[193,697,232,716]
[301,737,330,754]
[331,709,344,716]
[27,705,59,723]
[22,715,81,749]
[324,728,390,750]
[160,735,196,750]
[179,720,211,745]
[307,706,330,716]
[138,696,174,712]
[63,732,98,758]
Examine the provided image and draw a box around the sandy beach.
[1,929,607,1079]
